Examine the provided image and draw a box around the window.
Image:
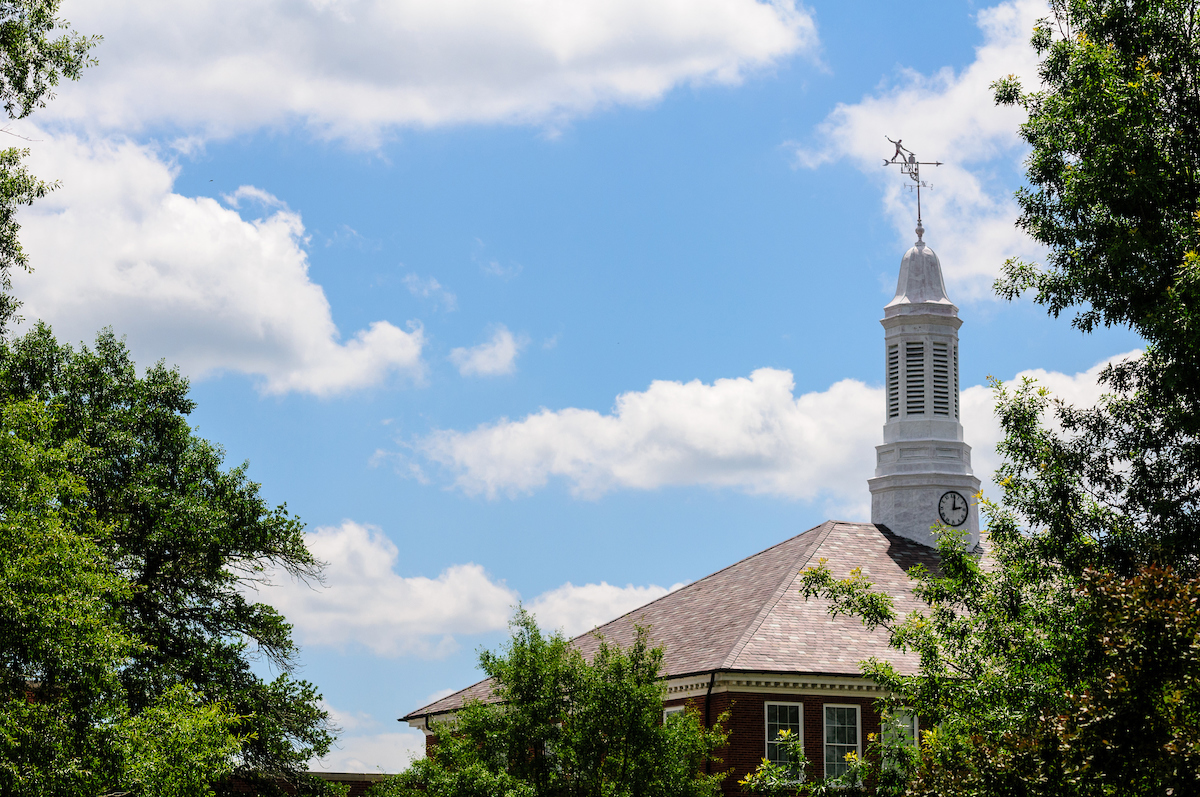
[905,342,925,415]
[881,709,918,771]
[765,702,803,768]
[823,705,860,778]
[886,344,900,418]
[663,706,686,723]
[882,709,917,745]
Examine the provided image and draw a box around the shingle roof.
[403,521,939,721]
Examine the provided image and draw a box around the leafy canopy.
[370,610,728,797]
[0,0,95,327]
[769,1,1200,794]
[0,325,337,795]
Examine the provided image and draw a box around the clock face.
[938,491,969,527]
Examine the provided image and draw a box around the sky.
[12,0,1144,774]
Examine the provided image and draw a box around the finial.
[915,222,925,246]
[884,136,942,232]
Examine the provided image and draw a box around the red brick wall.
[666,692,880,797]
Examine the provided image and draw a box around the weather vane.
[884,136,942,230]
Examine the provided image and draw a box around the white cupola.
[868,223,981,549]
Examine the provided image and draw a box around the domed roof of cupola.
[884,223,956,318]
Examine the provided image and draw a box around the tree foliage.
[0,391,246,796]
[738,729,871,797]
[787,1,1200,794]
[992,0,1200,572]
[369,610,727,797]
[0,324,336,794]
[0,0,95,327]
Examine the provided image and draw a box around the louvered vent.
[953,344,960,419]
[887,344,900,418]
[905,341,925,415]
[932,342,950,415]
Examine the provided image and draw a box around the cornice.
[664,671,888,700]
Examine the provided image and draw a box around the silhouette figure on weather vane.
[883,136,942,231]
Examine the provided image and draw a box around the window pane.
[824,706,859,778]
[882,710,917,746]
[766,703,803,769]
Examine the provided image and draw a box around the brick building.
[403,221,981,794]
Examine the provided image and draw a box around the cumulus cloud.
[417,369,882,503]
[412,353,1138,510]
[257,521,687,657]
[528,581,686,637]
[312,725,426,773]
[962,350,1141,499]
[13,132,425,396]
[54,0,818,142]
[264,521,518,657]
[450,325,527,377]
[794,0,1047,299]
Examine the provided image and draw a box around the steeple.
[868,225,981,549]
[886,223,953,311]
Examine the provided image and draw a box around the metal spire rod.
[883,136,942,232]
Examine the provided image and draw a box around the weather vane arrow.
[883,136,942,231]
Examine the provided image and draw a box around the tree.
[0,324,336,794]
[774,2,1200,794]
[0,3,336,791]
[368,610,728,797]
[0,0,96,328]
[0,393,247,796]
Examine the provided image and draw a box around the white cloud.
[264,521,519,657]
[529,581,686,637]
[257,521,688,657]
[479,258,522,280]
[13,131,425,396]
[221,184,288,210]
[321,700,376,734]
[794,0,1047,299]
[450,325,527,377]
[417,368,882,505]
[54,0,818,142]
[413,353,1137,510]
[417,688,456,709]
[312,728,426,774]
[403,273,458,312]
[962,350,1141,500]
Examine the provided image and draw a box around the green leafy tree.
[0,0,96,328]
[990,0,1200,573]
[0,394,246,796]
[781,2,1200,794]
[368,609,727,797]
[0,324,336,792]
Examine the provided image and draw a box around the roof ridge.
[570,520,838,646]
[719,520,839,669]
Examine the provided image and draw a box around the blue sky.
[16,0,1141,772]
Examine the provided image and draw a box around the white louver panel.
[932,342,950,416]
[887,344,900,419]
[905,341,924,416]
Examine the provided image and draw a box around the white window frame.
[822,703,861,779]
[663,705,686,723]
[882,709,918,746]
[764,701,804,768]
[880,709,918,772]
